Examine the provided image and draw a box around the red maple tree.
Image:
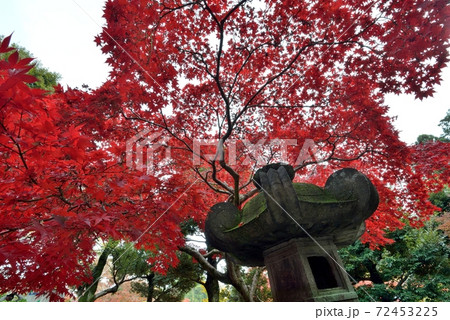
[0,35,211,300]
[1,0,449,300]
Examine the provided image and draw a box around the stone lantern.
[205,164,379,301]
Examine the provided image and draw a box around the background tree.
[340,219,450,302]
[77,240,119,302]
[429,188,450,214]
[0,35,210,300]
[439,109,450,140]
[130,251,201,302]
[220,267,272,302]
[78,220,204,302]
[184,284,208,302]
[340,119,450,302]
[416,109,450,143]
[0,292,27,302]
[0,35,60,92]
[409,110,450,211]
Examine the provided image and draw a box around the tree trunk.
[146,273,155,302]
[205,255,220,302]
[78,242,115,302]
[249,268,263,302]
[226,255,251,302]
[178,246,249,301]
[364,261,384,284]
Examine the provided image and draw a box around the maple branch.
[16,195,55,203]
[210,161,234,194]
[237,164,259,203]
[203,248,221,258]
[293,138,373,172]
[0,141,17,154]
[17,109,24,139]
[239,188,258,204]
[203,3,223,79]
[57,186,73,206]
[230,7,383,124]
[0,120,38,185]
[160,1,201,19]
[193,167,231,195]
[248,104,320,109]
[347,9,385,42]
[201,0,226,107]
[0,228,20,237]
[311,9,386,55]
[0,216,54,238]
[228,40,273,101]
[219,158,240,206]
[201,1,259,206]
[239,167,257,191]
[235,42,314,127]
[215,108,226,138]
[121,110,166,130]
[178,245,230,284]
[159,111,196,151]
[329,147,372,162]
[128,105,236,196]
[199,23,241,201]
[0,97,12,111]
[203,0,248,79]
[312,38,378,53]
[177,47,214,77]
[220,0,248,25]
[92,276,138,301]
[121,109,207,161]
[203,0,248,143]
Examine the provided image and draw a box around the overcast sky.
[1,0,448,145]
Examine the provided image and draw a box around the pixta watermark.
[126,130,320,173]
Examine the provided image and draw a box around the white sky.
[0,0,448,145]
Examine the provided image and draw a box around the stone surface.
[264,237,358,302]
[205,164,379,302]
[205,165,379,266]
[253,162,295,189]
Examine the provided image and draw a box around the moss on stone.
[294,183,340,203]
[226,183,356,231]
[226,193,267,232]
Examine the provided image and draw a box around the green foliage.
[219,284,242,302]
[183,284,208,302]
[179,218,200,236]
[339,241,383,283]
[416,109,450,143]
[78,239,202,302]
[130,252,201,302]
[416,134,440,144]
[340,219,450,302]
[439,109,450,140]
[0,293,27,302]
[429,188,450,213]
[0,35,60,92]
[355,284,397,302]
[110,242,151,282]
[125,219,204,301]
